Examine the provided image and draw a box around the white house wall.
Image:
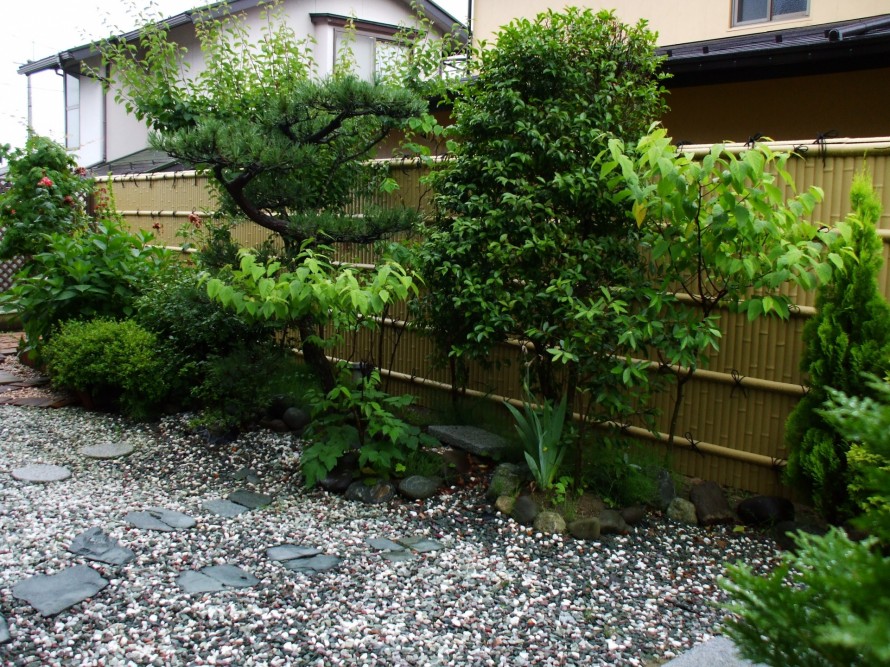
[72,0,436,168]
[75,72,104,168]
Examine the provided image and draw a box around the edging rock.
[666,498,698,525]
[689,480,734,526]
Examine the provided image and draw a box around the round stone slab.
[79,442,134,460]
[11,464,71,483]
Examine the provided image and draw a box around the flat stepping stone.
[176,570,227,594]
[79,442,134,460]
[201,564,259,588]
[266,544,323,561]
[398,537,444,553]
[124,507,196,532]
[281,554,342,573]
[427,425,512,459]
[231,467,261,484]
[1,397,58,408]
[366,537,405,552]
[68,527,135,566]
[0,614,9,644]
[12,565,108,616]
[381,551,418,563]
[202,499,250,518]
[0,371,20,384]
[176,565,258,594]
[227,489,273,509]
[11,464,71,483]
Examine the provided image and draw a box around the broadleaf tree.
[604,129,835,454]
[415,8,668,438]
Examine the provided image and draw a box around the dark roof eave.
[660,13,890,86]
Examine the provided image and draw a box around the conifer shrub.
[723,376,890,667]
[785,172,890,523]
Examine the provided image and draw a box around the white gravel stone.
[0,405,783,666]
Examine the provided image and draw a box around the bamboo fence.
[100,137,890,496]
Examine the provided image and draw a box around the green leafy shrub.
[580,438,659,508]
[722,376,890,666]
[0,217,173,356]
[190,344,304,431]
[135,268,273,404]
[785,172,890,523]
[43,318,168,418]
[301,367,436,487]
[0,135,93,258]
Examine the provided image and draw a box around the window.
[334,30,407,82]
[733,0,808,25]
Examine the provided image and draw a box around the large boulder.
[689,480,734,526]
[534,510,567,535]
[736,495,795,527]
[487,463,526,501]
[398,476,441,500]
[666,498,698,525]
[511,495,540,526]
[598,509,630,535]
[345,481,396,505]
[567,518,601,540]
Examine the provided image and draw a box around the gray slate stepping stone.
[381,551,418,563]
[68,527,135,566]
[0,371,20,384]
[124,507,196,531]
[79,442,134,460]
[267,544,323,561]
[0,614,10,644]
[231,467,261,484]
[11,464,71,483]
[227,489,273,509]
[366,537,405,552]
[398,537,444,553]
[202,499,250,518]
[281,554,342,573]
[427,425,512,459]
[12,565,108,616]
[202,564,259,589]
[176,570,227,594]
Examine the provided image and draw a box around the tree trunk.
[298,317,336,393]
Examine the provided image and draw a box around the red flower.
[152,222,162,231]
[37,176,54,187]
[74,166,88,177]
[188,212,202,228]
[63,195,75,206]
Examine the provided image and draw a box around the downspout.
[466,0,472,73]
[102,63,109,164]
[26,75,33,131]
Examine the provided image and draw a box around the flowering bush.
[0,135,93,258]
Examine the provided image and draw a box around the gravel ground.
[0,405,781,667]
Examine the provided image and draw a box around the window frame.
[732,0,810,27]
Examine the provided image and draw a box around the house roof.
[661,13,890,86]
[18,0,466,77]
[88,148,191,176]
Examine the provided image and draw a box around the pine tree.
[785,171,890,523]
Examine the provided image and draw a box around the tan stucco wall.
[663,67,890,144]
[473,0,890,46]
